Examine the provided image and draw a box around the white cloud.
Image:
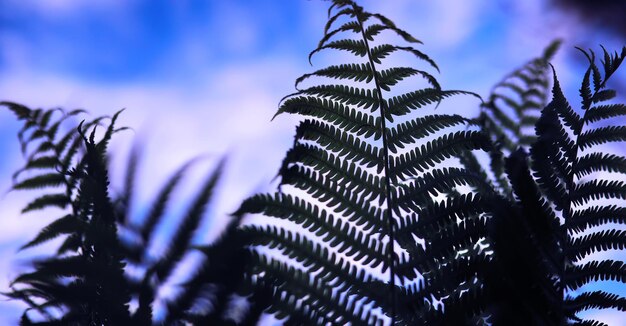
[3,0,131,17]
[213,3,260,54]
[363,0,485,47]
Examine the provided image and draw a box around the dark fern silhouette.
[520,47,626,324]
[2,104,131,325]
[1,103,262,325]
[237,0,626,325]
[3,0,626,325]
[479,46,626,325]
[112,144,264,326]
[237,0,499,324]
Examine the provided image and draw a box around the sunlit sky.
[0,0,624,324]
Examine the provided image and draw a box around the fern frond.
[390,131,491,181]
[396,193,491,240]
[295,120,382,168]
[282,169,378,224]
[244,225,384,285]
[12,256,89,285]
[370,45,437,69]
[243,0,506,323]
[387,114,470,151]
[565,291,626,315]
[568,230,626,261]
[296,63,373,87]
[154,160,223,281]
[505,149,560,247]
[574,153,626,178]
[572,179,626,206]
[585,104,626,124]
[19,215,82,250]
[479,40,560,153]
[13,174,65,190]
[253,255,378,326]
[4,106,135,324]
[578,126,626,149]
[57,234,82,254]
[160,213,253,325]
[569,205,626,233]
[469,41,561,198]
[530,80,579,210]
[377,67,438,91]
[565,261,626,291]
[395,167,494,209]
[280,143,384,199]
[138,157,201,244]
[294,85,379,111]
[11,156,59,181]
[386,89,463,119]
[281,165,383,219]
[516,45,626,323]
[238,193,385,249]
[117,141,141,225]
[275,96,382,138]
[310,38,368,60]
[21,193,70,214]
[2,101,31,119]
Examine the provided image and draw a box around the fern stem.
[352,4,397,324]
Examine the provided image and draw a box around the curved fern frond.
[275,96,382,138]
[585,104,626,124]
[569,206,626,233]
[470,41,560,193]
[568,230,626,262]
[578,126,626,149]
[153,160,224,281]
[389,131,491,181]
[516,45,626,323]
[238,193,385,256]
[4,106,133,324]
[4,105,255,325]
[387,114,471,151]
[296,63,374,87]
[565,291,626,315]
[565,261,626,291]
[19,214,83,251]
[112,146,257,324]
[240,1,495,324]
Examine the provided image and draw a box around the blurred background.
[0,0,624,324]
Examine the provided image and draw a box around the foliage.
[238,0,626,325]
[237,0,500,324]
[506,46,626,324]
[3,0,626,325]
[1,103,262,325]
[2,104,131,325]
[465,40,561,193]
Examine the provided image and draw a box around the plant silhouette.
[503,47,626,324]
[3,0,626,325]
[464,40,561,194]
[239,0,626,325]
[1,103,263,325]
[238,0,500,324]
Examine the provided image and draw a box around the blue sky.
[0,0,624,324]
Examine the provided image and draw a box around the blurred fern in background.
[1,103,265,325]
